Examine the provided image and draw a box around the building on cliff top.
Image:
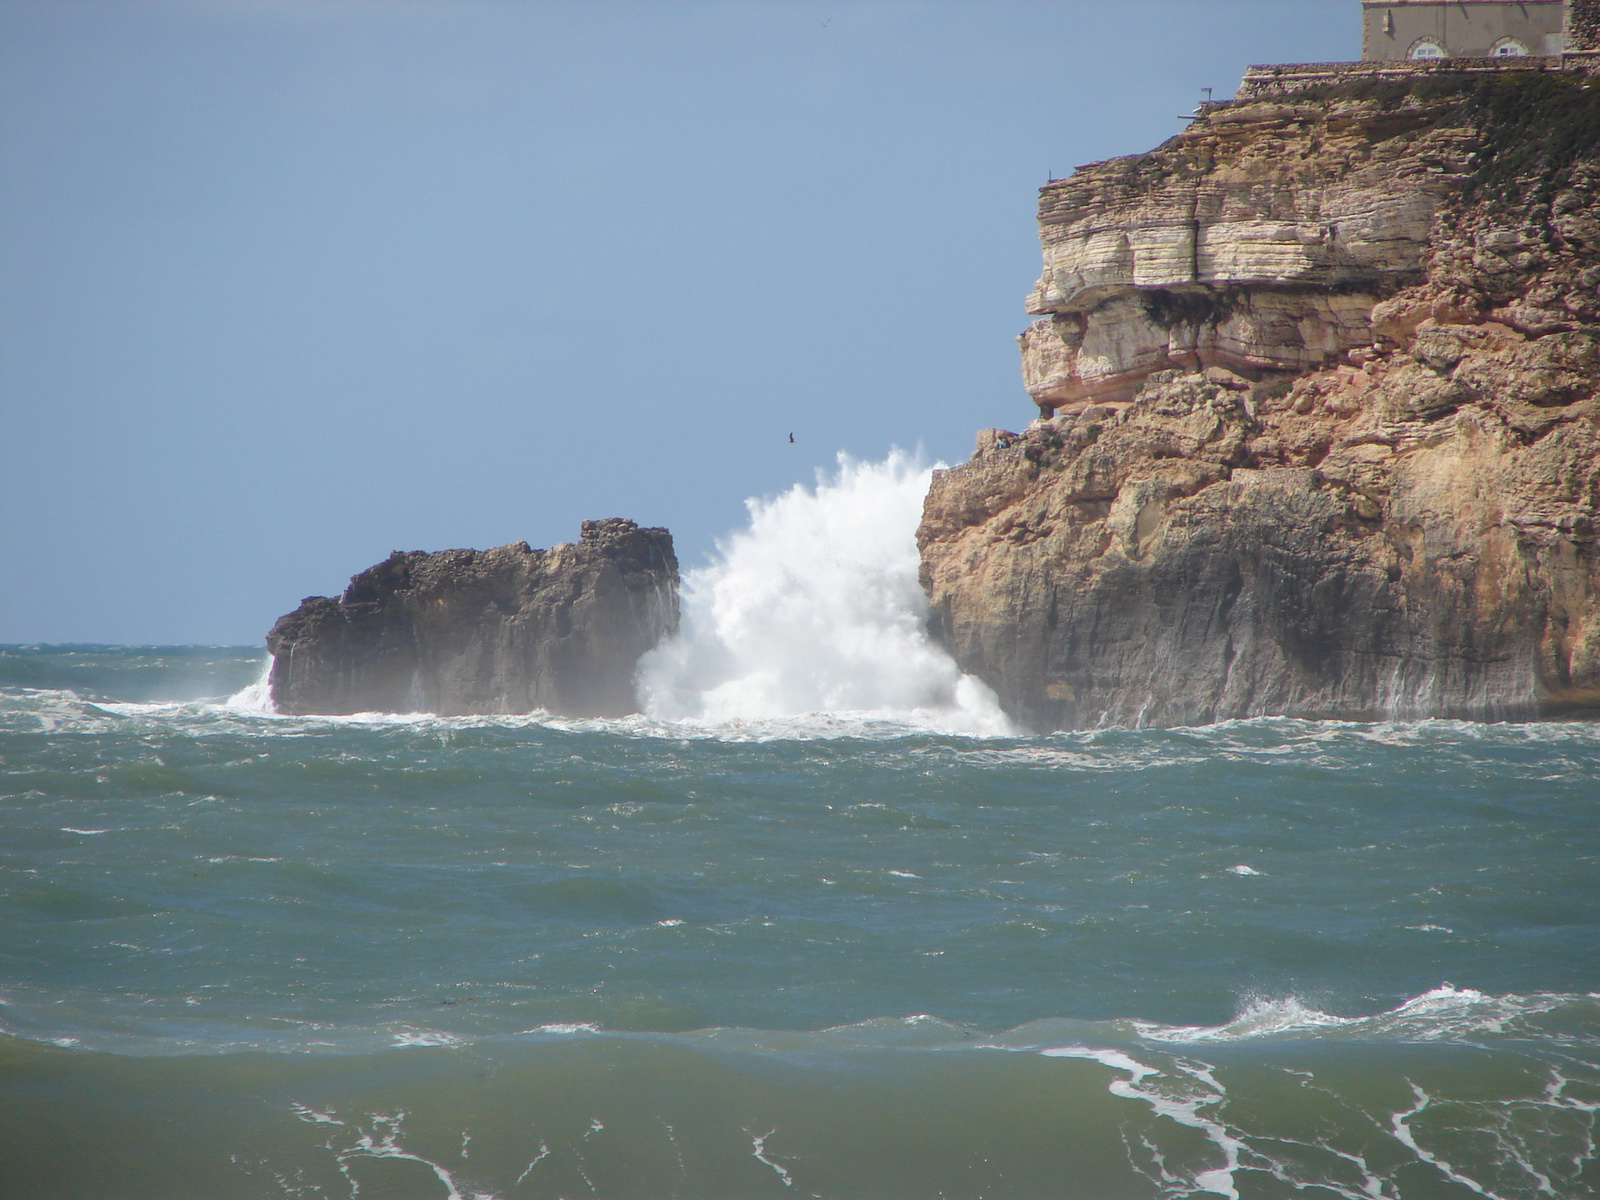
[1363,0,1598,61]
[1238,0,1600,100]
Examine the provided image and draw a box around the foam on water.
[278,1108,494,1200]
[1030,987,1600,1200]
[1131,985,1592,1046]
[5,644,1600,1197]
[224,657,274,712]
[637,450,1014,736]
[6,991,1600,1197]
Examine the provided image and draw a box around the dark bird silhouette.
[789,432,795,443]
[819,18,831,28]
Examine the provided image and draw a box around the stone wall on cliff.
[267,519,678,717]
[922,73,1600,730]
[1572,0,1600,52]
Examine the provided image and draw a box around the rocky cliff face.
[1017,93,1477,413]
[267,519,677,717]
[920,74,1600,730]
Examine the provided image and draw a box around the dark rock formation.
[266,519,677,717]
[919,73,1600,730]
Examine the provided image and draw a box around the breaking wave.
[637,450,1013,735]
[8,990,1597,1200]
[225,657,274,712]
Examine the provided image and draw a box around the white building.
[1361,0,1576,60]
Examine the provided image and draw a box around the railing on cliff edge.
[1233,51,1600,100]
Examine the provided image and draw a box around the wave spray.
[226,657,275,712]
[638,450,1013,735]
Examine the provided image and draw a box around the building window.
[1490,37,1529,57]
[1408,38,1448,60]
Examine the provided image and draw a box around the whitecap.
[1133,985,1595,1046]
[389,1030,466,1048]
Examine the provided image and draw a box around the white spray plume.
[226,658,276,713]
[638,450,1014,735]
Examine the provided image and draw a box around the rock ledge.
[921,75,1600,730]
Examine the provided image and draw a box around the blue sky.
[0,0,1351,644]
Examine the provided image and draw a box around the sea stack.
[918,71,1600,730]
[266,519,678,717]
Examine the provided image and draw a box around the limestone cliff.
[920,73,1600,730]
[267,519,677,717]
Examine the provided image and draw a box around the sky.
[0,0,1352,645]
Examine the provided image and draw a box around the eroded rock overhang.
[1020,99,1475,412]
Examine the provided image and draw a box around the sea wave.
[6,991,1598,1200]
[6,987,1596,1061]
[1131,985,1600,1046]
[11,677,1600,760]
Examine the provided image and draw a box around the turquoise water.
[2,645,1598,1198]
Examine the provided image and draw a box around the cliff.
[919,73,1600,730]
[266,519,678,717]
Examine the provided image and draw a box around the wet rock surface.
[266,519,678,717]
[922,75,1600,730]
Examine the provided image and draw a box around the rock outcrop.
[1017,95,1472,413]
[920,73,1600,730]
[267,519,677,717]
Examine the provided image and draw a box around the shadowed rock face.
[922,77,1600,730]
[266,519,678,717]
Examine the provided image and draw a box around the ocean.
[2,458,1597,1199]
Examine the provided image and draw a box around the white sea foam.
[17,652,1600,752]
[290,1108,495,1200]
[637,451,1015,736]
[1041,1045,1162,1082]
[1135,985,1583,1045]
[747,1127,796,1188]
[390,1030,466,1048]
[291,1102,344,1126]
[1043,1046,1242,1197]
[1036,1044,1600,1200]
[1034,988,1600,1200]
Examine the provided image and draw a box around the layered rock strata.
[267,519,677,717]
[1018,95,1474,412]
[921,75,1600,729]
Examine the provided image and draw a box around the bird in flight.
[789,432,795,443]
[819,18,831,28]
